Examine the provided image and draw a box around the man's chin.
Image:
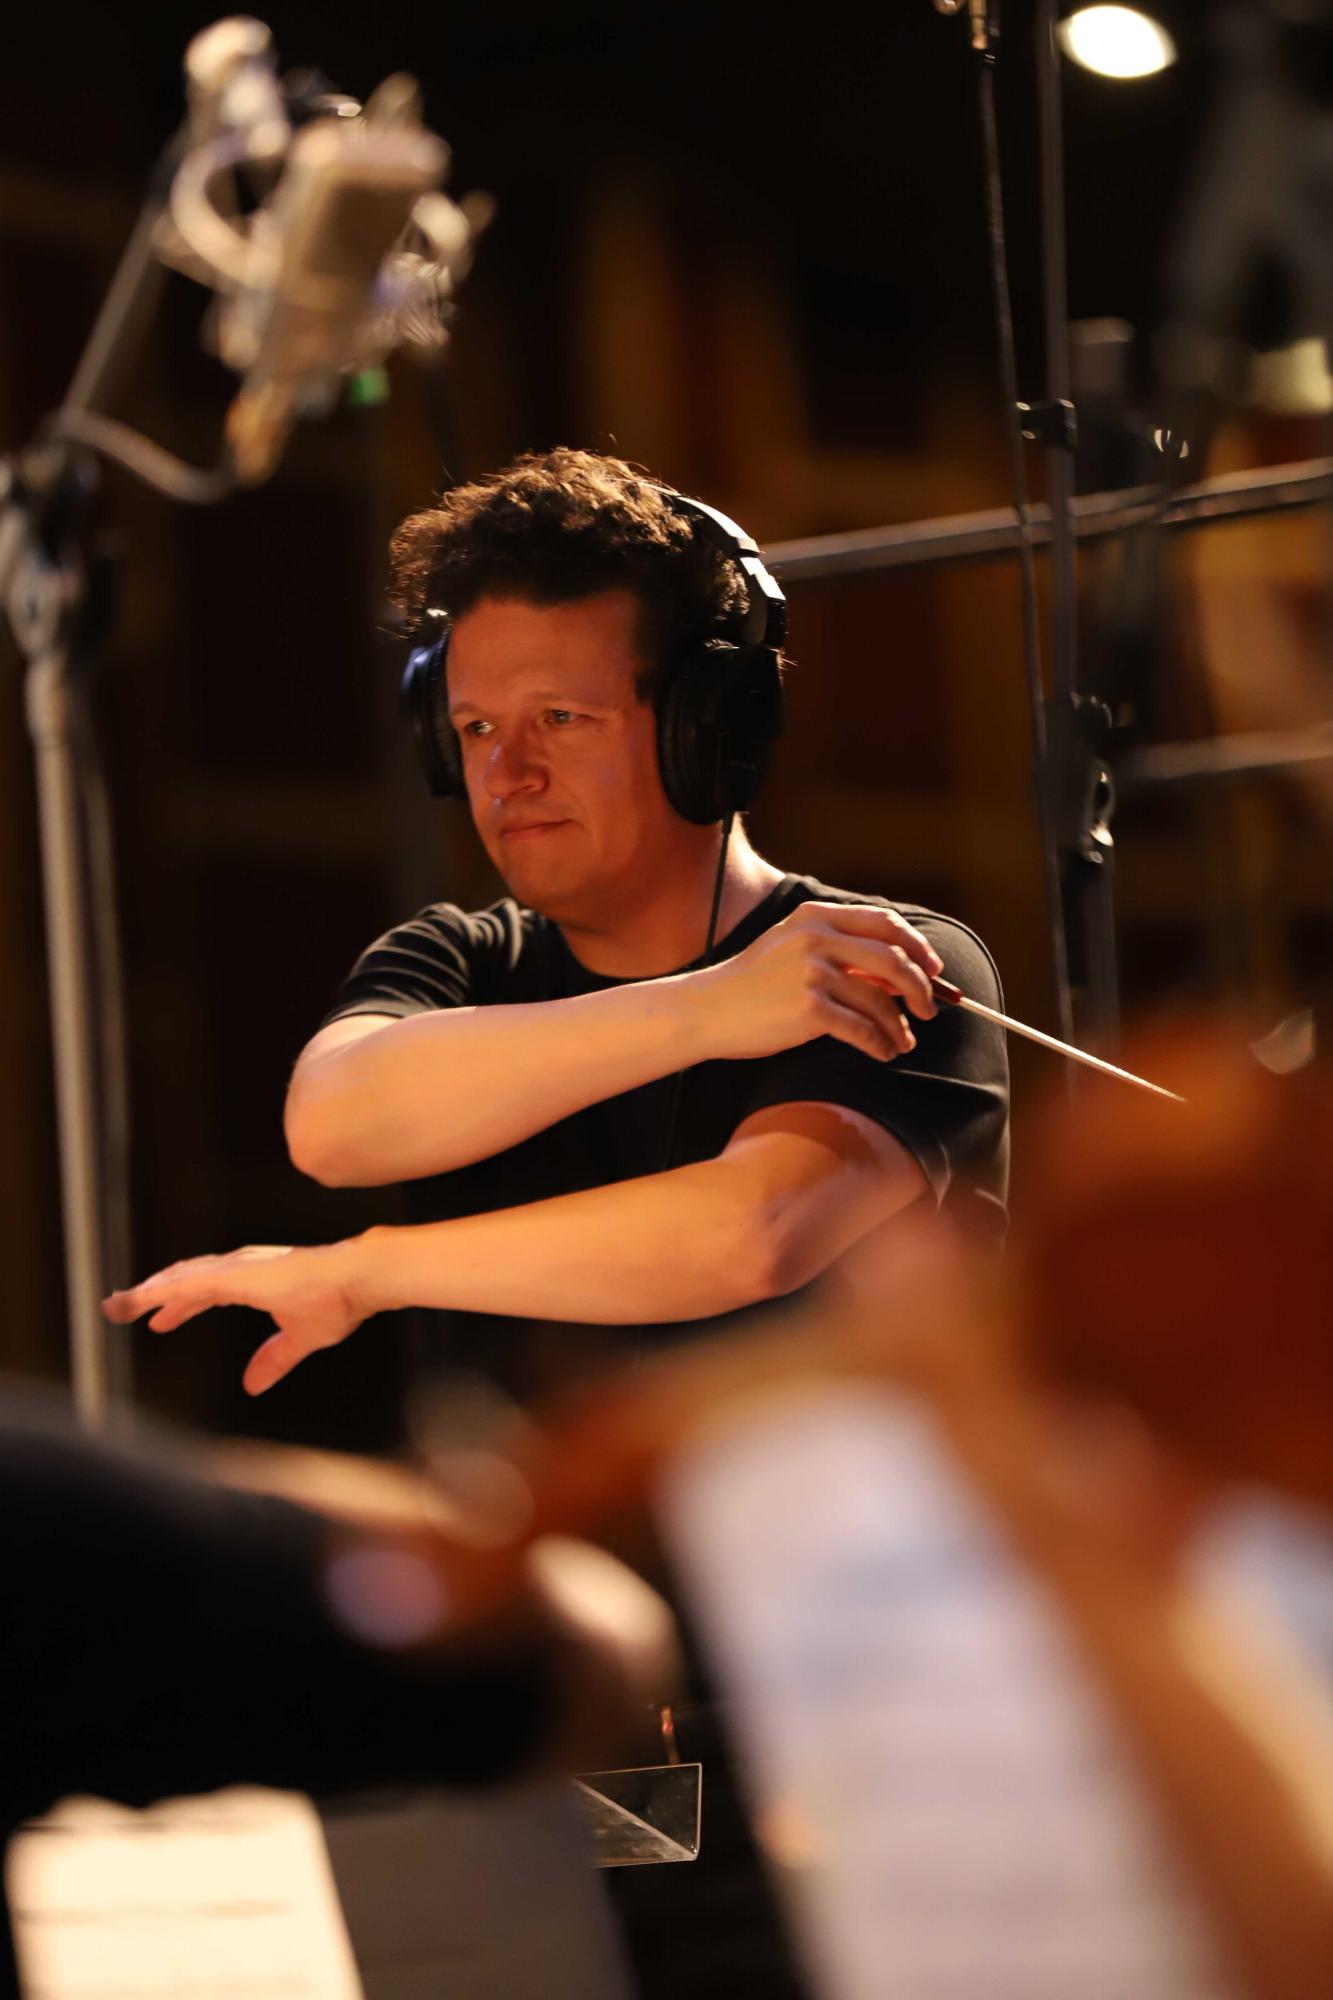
[487,842,588,919]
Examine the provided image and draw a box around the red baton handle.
[932,975,964,1007]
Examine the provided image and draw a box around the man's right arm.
[284,902,943,1187]
[286,983,703,1186]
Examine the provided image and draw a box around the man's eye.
[462,719,494,738]
[546,709,582,727]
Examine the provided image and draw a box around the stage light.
[1059,6,1177,78]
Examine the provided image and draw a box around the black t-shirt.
[325,873,1008,1402]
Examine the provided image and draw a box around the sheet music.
[660,1387,1243,2000]
[8,1788,363,1999]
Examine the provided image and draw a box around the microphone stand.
[932,0,1120,1056]
[1033,0,1122,1055]
[0,142,186,1427]
[938,0,1122,1055]
[2,23,468,1429]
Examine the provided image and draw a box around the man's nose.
[480,729,547,800]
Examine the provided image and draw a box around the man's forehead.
[448,589,647,704]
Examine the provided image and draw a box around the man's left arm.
[103,1104,926,1395]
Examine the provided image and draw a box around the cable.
[167,133,261,290]
[975,44,1076,1046]
[46,412,237,507]
[704,809,734,951]
[658,809,735,1175]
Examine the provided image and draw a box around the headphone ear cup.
[656,645,725,824]
[724,645,783,809]
[656,643,783,824]
[402,628,466,799]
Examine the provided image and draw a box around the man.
[106,447,1009,1997]
[106,449,1007,1400]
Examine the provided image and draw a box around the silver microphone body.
[222,119,446,484]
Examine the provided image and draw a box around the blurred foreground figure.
[0,1400,675,2000]
[450,1037,1326,1999]
[646,1038,1333,2000]
[1020,1039,1333,1510]
[24,1043,1332,2000]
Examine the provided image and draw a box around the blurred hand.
[209,1439,682,1775]
[520,1535,682,1775]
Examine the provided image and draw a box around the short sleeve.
[321,904,485,1026]
[733,917,1009,1221]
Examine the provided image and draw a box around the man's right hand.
[690,901,943,1065]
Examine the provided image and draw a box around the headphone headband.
[649,487,788,655]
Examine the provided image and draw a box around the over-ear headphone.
[400,488,786,824]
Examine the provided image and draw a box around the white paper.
[659,1386,1242,2000]
[9,1788,363,1999]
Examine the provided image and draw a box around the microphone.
[219,115,448,483]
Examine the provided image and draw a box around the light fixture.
[1247,339,1333,418]
[1059,5,1177,78]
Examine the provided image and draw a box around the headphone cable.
[658,808,735,1174]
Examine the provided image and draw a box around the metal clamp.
[1018,398,1078,452]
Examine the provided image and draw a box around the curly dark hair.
[388,448,751,703]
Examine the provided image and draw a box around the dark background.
[2,2,1327,1446]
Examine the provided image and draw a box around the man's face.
[447,589,689,921]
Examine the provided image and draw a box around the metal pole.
[1,170,175,1427]
[1036,0,1122,1054]
[1037,0,1078,708]
[765,458,1333,581]
[25,649,111,1427]
[63,185,172,423]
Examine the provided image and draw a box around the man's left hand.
[103,1240,368,1396]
